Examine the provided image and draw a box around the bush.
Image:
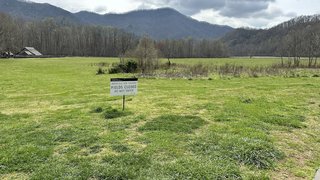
[125,60,138,73]
[96,67,105,75]
[109,60,138,74]
[108,64,122,74]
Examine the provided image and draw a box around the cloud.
[93,6,108,14]
[219,0,274,18]
[137,0,276,17]
[192,4,297,28]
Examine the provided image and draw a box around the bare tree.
[133,36,158,73]
[118,31,135,63]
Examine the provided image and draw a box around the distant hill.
[0,0,79,23]
[0,0,234,39]
[222,15,320,56]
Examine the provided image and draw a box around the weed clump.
[104,108,131,119]
[221,136,284,169]
[111,144,130,153]
[192,126,284,169]
[89,145,103,154]
[241,97,253,104]
[96,67,105,75]
[261,114,305,128]
[91,107,103,113]
[139,115,206,133]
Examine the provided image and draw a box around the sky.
[31,0,320,28]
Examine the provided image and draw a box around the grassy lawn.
[0,57,319,179]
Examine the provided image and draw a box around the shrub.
[108,60,138,74]
[111,144,130,153]
[96,67,105,75]
[189,64,209,77]
[108,64,122,74]
[124,60,138,73]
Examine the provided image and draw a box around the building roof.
[23,47,42,56]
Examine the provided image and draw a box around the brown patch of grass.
[0,173,30,180]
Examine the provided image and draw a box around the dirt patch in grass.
[139,115,207,133]
[0,172,30,180]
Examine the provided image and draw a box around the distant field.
[165,57,282,66]
[0,57,319,179]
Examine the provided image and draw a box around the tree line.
[223,15,320,66]
[0,13,229,58]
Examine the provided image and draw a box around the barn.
[1,52,14,58]
[17,47,42,56]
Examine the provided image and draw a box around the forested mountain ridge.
[74,8,233,39]
[0,0,234,39]
[0,0,79,23]
[1,0,320,59]
[222,15,320,56]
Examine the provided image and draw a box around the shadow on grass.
[139,115,207,133]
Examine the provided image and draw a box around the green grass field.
[0,57,319,179]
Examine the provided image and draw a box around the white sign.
[110,78,138,96]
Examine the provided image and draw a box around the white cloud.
[192,9,251,28]
[32,0,141,14]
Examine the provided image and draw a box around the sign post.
[110,78,138,111]
[123,95,125,111]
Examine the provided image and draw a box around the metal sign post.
[110,78,138,111]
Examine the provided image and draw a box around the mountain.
[0,0,234,39]
[74,8,234,39]
[222,15,320,56]
[0,0,79,23]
